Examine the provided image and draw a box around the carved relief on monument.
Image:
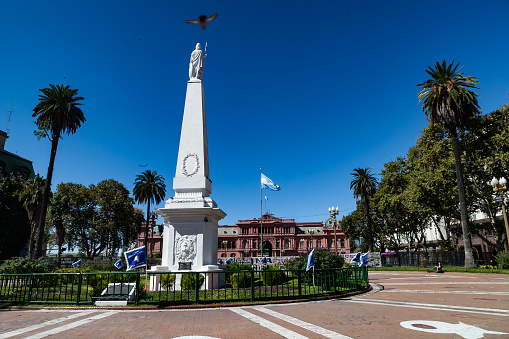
[182,153,200,177]
[175,234,197,262]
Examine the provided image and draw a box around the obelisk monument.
[153,43,226,289]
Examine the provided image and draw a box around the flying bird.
[185,13,218,30]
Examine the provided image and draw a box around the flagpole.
[260,166,263,257]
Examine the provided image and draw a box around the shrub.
[230,271,251,288]
[83,260,116,272]
[285,249,345,271]
[0,257,53,274]
[180,273,205,290]
[495,252,509,269]
[261,266,286,286]
[160,274,176,290]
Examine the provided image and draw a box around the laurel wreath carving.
[182,153,200,177]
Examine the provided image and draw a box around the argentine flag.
[225,257,232,264]
[306,249,315,272]
[72,259,81,268]
[261,173,281,191]
[124,246,147,271]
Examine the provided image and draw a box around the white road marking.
[382,289,509,295]
[0,311,95,338]
[400,320,508,339]
[348,298,509,316]
[229,308,310,339]
[255,306,353,339]
[381,281,509,285]
[23,311,118,339]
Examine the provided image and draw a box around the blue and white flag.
[351,252,361,263]
[124,246,147,271]
[359,253,369,267]
[306,249,315,272]
[261,173,281,191]
[114,259,122,269]
[225,257,232,264]
[72,259,81,268]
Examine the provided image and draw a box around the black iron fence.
[0,267,369,306]
[381,251,495,267]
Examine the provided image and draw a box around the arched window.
[221,253,227,257]
[242,240,248,249]
[284,240,290,248]
[231,253,236,257]
[341,239,345,248]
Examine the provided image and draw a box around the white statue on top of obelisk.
[189,42,206,81]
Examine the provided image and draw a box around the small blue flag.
[261,173,281,191]
[261,257,268,264]
[359,253,369,267]
[124,246,147,271]
[72,259,81,268]
[114,259,122,269]
[306,249,315,272]
[225,257,232,264]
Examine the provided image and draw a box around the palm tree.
[32,84,85,258]
[49,193,69,259]
[350,167,377,252]
[418,60,479,268]
[18,175,46,258]
[133,170,166,253]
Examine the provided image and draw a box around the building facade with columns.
[139,213,351,259]
[217,213,350,259]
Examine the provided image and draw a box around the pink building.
[217,213,350,259]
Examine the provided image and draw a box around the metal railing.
[0,267,368,306]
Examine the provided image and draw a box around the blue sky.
[1,0,508,226]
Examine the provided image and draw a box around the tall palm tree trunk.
[451,131,475,267]
[35,135,59,258]
[144,200,151,252]
[364,196,374,252]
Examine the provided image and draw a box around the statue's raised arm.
[189,43,206,81]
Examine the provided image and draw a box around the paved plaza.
[1,271,508,338]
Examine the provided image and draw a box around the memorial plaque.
[179,262,192,270]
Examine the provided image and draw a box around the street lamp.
[328,206,339,253]
[491,177,509,249]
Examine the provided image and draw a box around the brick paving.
[1,271,508,338]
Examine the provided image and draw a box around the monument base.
[149,265,225,291]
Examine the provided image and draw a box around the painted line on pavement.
[381,289,509,295]
[229,307,310,339]
[381,281,509,285]
[0,311,95,338]
[255,306,352,339]
[22,311,118,339]
[347,298,509,317]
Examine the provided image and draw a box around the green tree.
[405,125,459,250]
[48,193,69,258]
[418,60,480,267]
[32,84,85,258]
[133,170,166,251]
[0,175,31,259]
[56,180,144,256]
[462,105,509,252]
[18,175,46,257]
[350,167,377,252]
